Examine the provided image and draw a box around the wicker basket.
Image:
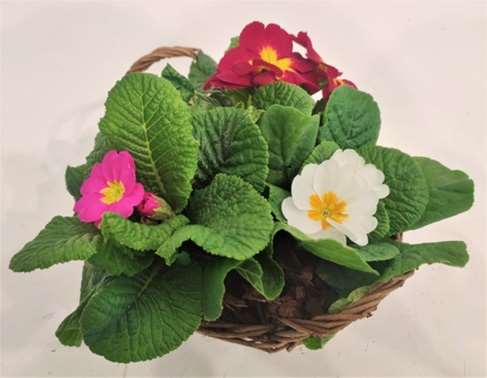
[128,46,414,353]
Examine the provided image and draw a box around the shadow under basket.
[129,46,414,353]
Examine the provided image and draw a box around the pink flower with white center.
[74,150,145,224]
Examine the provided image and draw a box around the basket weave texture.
[129,46,413,353]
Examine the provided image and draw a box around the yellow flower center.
[259,46,292,72]
[307,192,348,229]
[100,180,125,205]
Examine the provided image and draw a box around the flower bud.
[137,192,174,221]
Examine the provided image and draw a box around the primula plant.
[10,21,474,362]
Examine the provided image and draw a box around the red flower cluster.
[205,21,356,100]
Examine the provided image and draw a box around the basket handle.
[127,46,201,73]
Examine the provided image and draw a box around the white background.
[1,1,486,377]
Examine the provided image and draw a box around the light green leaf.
[161,64,195,102]
[328,240,469,313]
[259,105,319,186]
[359,145,429,234]
[275,223,378,274]
[202,257,241,321]
[192,107,269,192]
[81,263,202,363]
[65,164,89,199]
[368,201,390,241]
[303,335,334,350]
[322,86,380,148]
[100,213,189,251]
[357,242,399,262]
[411,157,474,229]
[99,72,199,212]
[56,263,107,347]
[88,239,153,276]
[268,184,289,222]
[157,174,273,262]
[253,82,314,115]
[9,216,99,272]
[303,140,340,166]
[189,52,217,90]
[228,36,239,50]
[237,252,284,300]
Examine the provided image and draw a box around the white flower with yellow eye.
[282,149,389,246]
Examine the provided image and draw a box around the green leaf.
[368,201,390,241]
[268,184,289,222]
[157,174,273,262]
[275,223,378,274]
[316,261,378,294]
[228,36,239,49]
[359,145,429,234]
[253,82,314,115]
[100,213,189,251]
[303,335,334,350]
[357,242,399,262]
[303,140,340,166]
[259,105,319,186]
[161,64,195,102]
[188,52,217,90]
[192,107,269,192]
[322,86,380,148]
[411,157,474,229]
[328,240,469,313]
[202,257,241,321]
[88,239,153,276]
[9,216,99,272]
[81,263,202,363]
[65,133,114,200]
[237,252,284,300]
[99,72,199,212]
[56,263,108,347]
[65,164,89,199]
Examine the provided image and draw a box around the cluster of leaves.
[9,51,474,362]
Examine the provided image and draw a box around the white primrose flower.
[282,149,390,246]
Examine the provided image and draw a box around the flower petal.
[282,197,321,234]
[331,215,378,246]
[313,159,342,195]
[307,227,347,245]
[291,164,319,210]
[74,193,107,223]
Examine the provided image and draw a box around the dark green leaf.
[161,64,195,101]
[253,82,314,115]
[188,52,217,90]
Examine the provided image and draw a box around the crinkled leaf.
[253,82,314,115]
[88,239,153,276]
[86,132,113,166]
[237,252,284,300]
[359,145,429,234]
[157,174,273,262]
[9,216,99,272]
[322,86,380,148]
[368,201,390,241]
[100,213,189,251]
[81,263,202,363]
[192,107,269,192]
[328,240,469,313]
[267,184,289,222]
[357,242,399,262]
[161,64,195,102]
[303,140,340,166]
[411,157,474,229]
[56,263,108,347]
[275,223,378,274]
[259,105,319,186]
[65,164,90,199]
[189,52,217,90]
[202,257,241,321]
[99,72,199,212]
